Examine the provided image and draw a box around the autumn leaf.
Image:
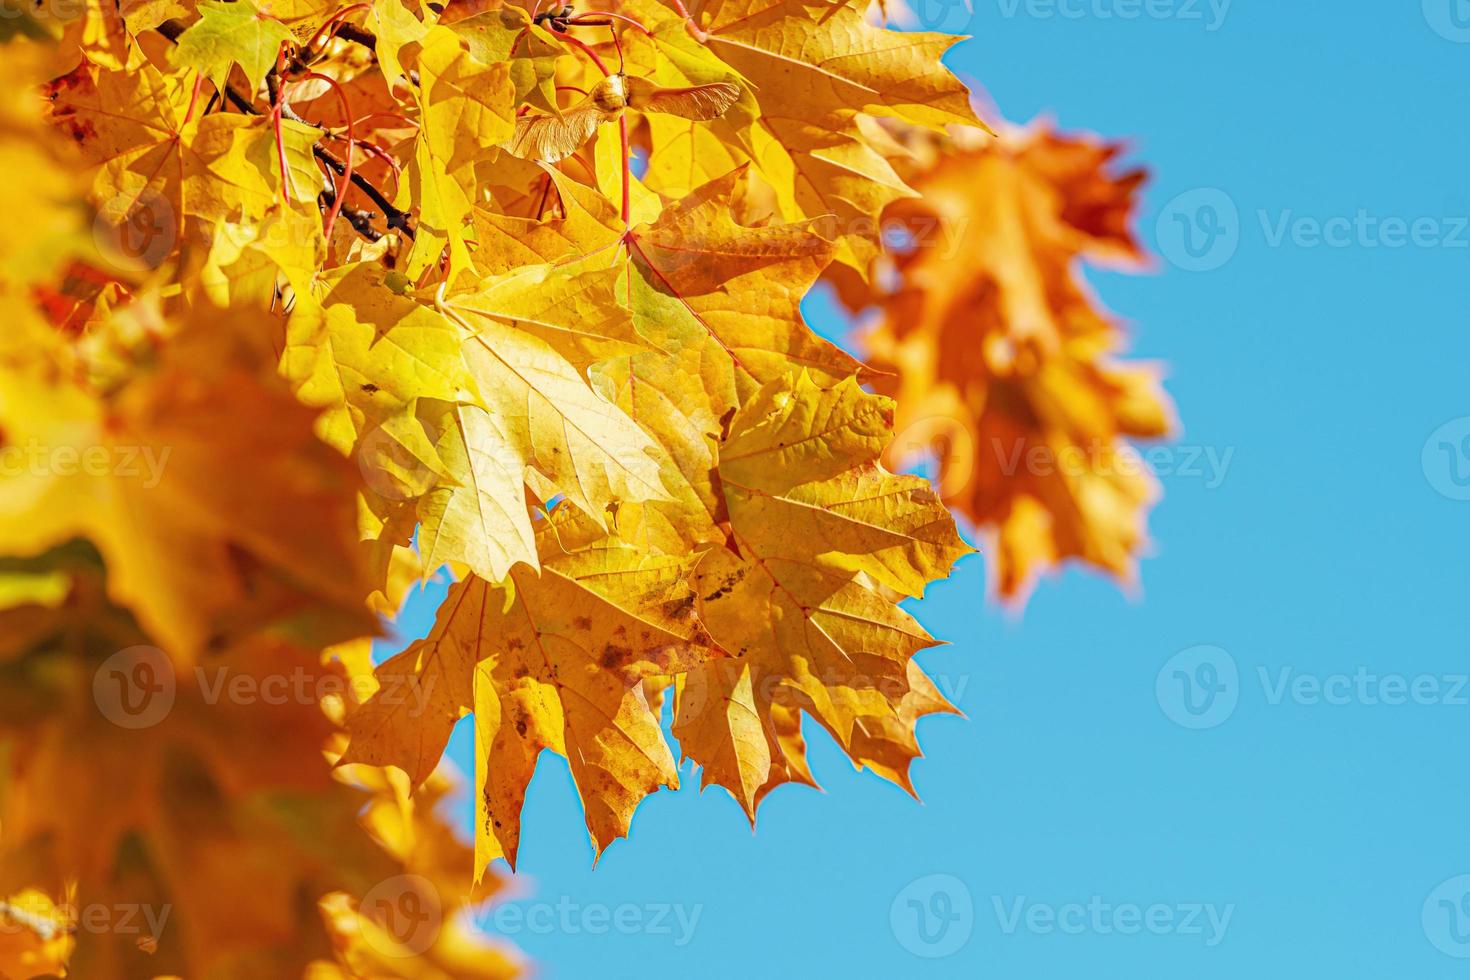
[0,0,1177,958]
[170,0,297,96]
[840,122,1176,602]
[677,371,971,815]
[0,308,375,660]
[343,508,718,874]
[399,23,516,279]
[622,0,980,270]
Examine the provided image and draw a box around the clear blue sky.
[380,4,1470,975]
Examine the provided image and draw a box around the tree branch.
[155,19,415,241]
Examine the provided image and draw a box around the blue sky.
[380,4,1470,975]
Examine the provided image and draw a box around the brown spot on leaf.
[600,644,630,669]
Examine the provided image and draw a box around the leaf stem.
[568,11,652,35]
[667,0,708,40]
[619,113,631,228]
[550,28,631,231]
[267,59,297,206]
[183,72,206,125]
[302,2,372,54]
[298,72,355,239]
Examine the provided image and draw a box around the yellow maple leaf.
[0,307,375,659]
[676,371,971,815]
[342,508,719,874]
[622,0,980,271]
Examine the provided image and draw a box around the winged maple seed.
[505,72,742,163]
[0,0,1176,959]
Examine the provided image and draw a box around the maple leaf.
[675,371,971,815]
[399,23,517,279]
[46,58,322,273]
[449,5,563,117]
[841,122,1176,602]
[621,0,980,270]
[284,256,673,588]
[342,508,718,874]
[169,0,297,96]
[0,306,376,660]
[0,555,516,977]
[588,169,872,554]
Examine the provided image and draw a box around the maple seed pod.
[590,73,630,113]
[504,75,742,163]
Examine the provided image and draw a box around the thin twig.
[154,18,413,241]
